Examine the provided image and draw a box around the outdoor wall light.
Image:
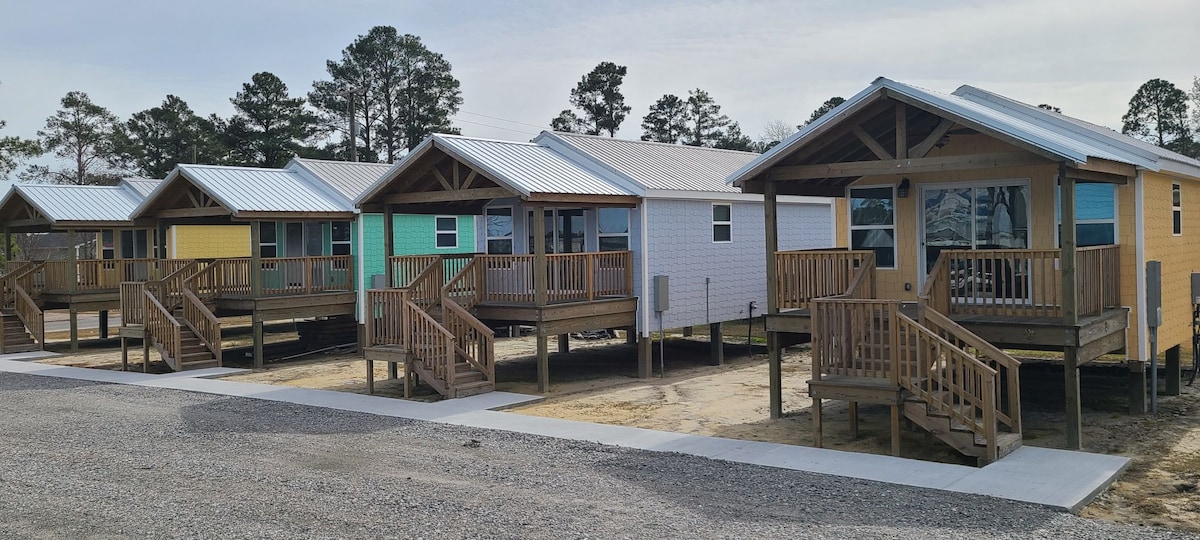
[898,177,911,198]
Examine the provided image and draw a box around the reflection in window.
[598,207,629,251]
[486,207,513,254]
[435,216,458,249]
[712,204,731,243]
[1056,183,1117,247]
[850,187,896,268]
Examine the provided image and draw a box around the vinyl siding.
[170,225,251,259]
[1141,170,1199,358]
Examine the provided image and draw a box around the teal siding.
[360,213,386,285]
[393,214,475,254]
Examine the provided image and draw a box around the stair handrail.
[158,260,200,310]
[843,251,877,299]
[403,298,456,391]
[442,258,480,310]
[185,259,224,303]
[1,260,34,308]
[13,280,43,347]
[144,290,183,371]
[388,255,440,288]
[918,251,951,315]
[406,258,444,311]
[895,311,1000,462]
[181,288,222,367]
[916,307,1021,434]
[442,297,494,383]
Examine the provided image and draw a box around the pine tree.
[640,94,688,143]
[0,120,39,180]
[800,97,846,129]
[112,95,223,177]
[684,89,731,147]
[226,72,318,168]
[553,62,630,136]
[21,91,122,185]
[1121,78,1191,150]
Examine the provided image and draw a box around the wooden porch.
[364,251,638,398]
[118,255,355,371]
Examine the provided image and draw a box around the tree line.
[0,26,463,184]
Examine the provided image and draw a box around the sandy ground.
[28,326,1200,534]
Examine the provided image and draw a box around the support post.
[69,307,78,352]
[1060,164,1082,450]
[764,181,782,419]
[1129,359,1147,414]
[558,333,569,354]
[3,227,10,263]
[250,221,262,298]
[533,206,550,391]
[366,359,375,394]
[1166,344,1182,396]
[67,229,78,294]
[709,322,724,366]
[812,398,823,448]
[637,333,652,378]
[383,205,395,286]
[537,334,549,393]
[252,317,264,369]
[121,337,128,371]
[848,401,859,438]
[626,326,637,345]
[157,220,168,260]
[682,326,693,337]
[142,333,150,373]
[890,404,902,456]
[99,310,108,339]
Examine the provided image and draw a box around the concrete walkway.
[0,357,1128,512]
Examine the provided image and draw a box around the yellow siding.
[170,225,251,259]
[1117,181,1140,359]
[1141,171,1199,358]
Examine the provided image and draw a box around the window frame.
[434,215,458,249]
[597,207,631,252]
[1054,183,1119,248]
[485,206,514,254]
[259,222,278,258]
[330,221,351,256]
[848,185,897,269]
[1173,182,1182,236]
[712,203,732,243]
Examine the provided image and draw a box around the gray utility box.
[1192,272,1200,305]
[371,274,387,289]
[1147,261,1162,328]
[653,275,669,312]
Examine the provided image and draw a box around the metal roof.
[730,77,1200,187]
[288,158,393,202]
[118,178,162,198]
[540,132,759,193]
[3,183,143,223]
[134,164,352,218]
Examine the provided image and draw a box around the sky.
[2,0,1199,169]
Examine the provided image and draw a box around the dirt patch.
[30,327,1200,533]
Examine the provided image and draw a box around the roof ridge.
[294,157,392,167]
[180,163,294,173]
[434,133,540,146]
[551,131,760,156]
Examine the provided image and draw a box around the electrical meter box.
[653,275,669,312]
[1147,261,1162,328]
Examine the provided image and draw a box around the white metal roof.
[2,183,143,224]
[538,132,759,194]
[288,158,393,202]
[730,77,1200,187]
[134,164,353,218]
[119,178,162,198]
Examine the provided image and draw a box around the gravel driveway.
[0,372,1190,539]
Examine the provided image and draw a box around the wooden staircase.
[0,310,39,353]
[0,262,45,353]
[133,262,222,372]
[807,253,1023,465]
[365,255,495,399]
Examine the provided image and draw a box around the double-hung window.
[850,187,896,268]
[331,221,351,255]
[598,208,630,251]
[435,216,458,249]
[1173,182,1182,236]
[712,204,732,243]
[1056,183,1117,247]
[259,222,277,258]
[485,208,513,254]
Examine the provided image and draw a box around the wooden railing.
[931,245,1120,318]
[155,260,199,310]
[444,258,481,310]
[775,249,876,310]
[812,299,900,381]
[14,281,43,347]
[145,291,182,371]
[895,311,1000,462]
[186,256,353,299]
[1,260,34,307]
[388,255,440,288]
[918,307,1022,434]
[475,251,634,304]
[365,289,409,348]
[406,260,445,311]
[41,258,157,292]
[182,288,222,366]
[120,282,147,326]
[404,298,456,388]
[443,298,495,384]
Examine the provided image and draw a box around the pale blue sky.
[2,0,1198,162]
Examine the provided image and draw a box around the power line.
[459,110,549,130]
[453,117,541,136]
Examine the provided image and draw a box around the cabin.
[356,132,834,398]
[731,77,1200,463]
[0,179,171,352]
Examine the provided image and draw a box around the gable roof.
[730,77,1200,187]
[288,158,393,202]
[133,164,353,219]
[118,178,162,198]
[0,183,144,225]
[537,131,759,194]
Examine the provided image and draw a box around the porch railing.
[775,249,876,310]
[388,254,477,289]
[187,256,353,298]
[42,258,158,292]
[475,251,634,304]
[365,288,409,348]
[931,245,1119,318]
[120,282,147,326]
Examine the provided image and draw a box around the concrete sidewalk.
[0,357,1128,512]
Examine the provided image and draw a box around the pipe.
[747,301,757,356]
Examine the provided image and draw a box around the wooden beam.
[4,218,51,229]
[383,187,512,205]
[431,168,454,191]
[1078,157,1138,178]
[1065,167,1129,185]
[156,207,230,219]
[1060,162,1081,450]
[764,152,1048,181]
[909,118,955,158]
[894,103,907,159]
[383,205,394,286]
[250,221,262,298]
[525,193,640,207]
[461,169,479,190]
[452,161,461,189]
[852,126,892,160]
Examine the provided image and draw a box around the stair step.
[453,379,494,398]
[2,343,40,353]
[454,370,484,384]
[180,360,219,370]
[181,351,214,362]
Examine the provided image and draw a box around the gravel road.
[0,372,1190,539]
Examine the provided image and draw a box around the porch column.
[532,205,550,392]
[710,322,724,366]
[157,220,168,260]
[3,227,10,263]
[250,221,263,369]
[67,229,79,351]
[383,205,395,287]
[112,228,122,261]
[764,181,783,419]
[1060,164,1082,450]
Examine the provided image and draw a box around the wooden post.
[3,227,10,263]
[388,361,398,380]
[1166,344,1182,396]
[626,326,637,345]
[366,359,375,394]
[890,404,902,456]
[252,317,264,369]
[112,228,122,261]
[67,229,78,294]
[682,326,693,337]
[813,398,823,448]
[99,311,108,339]
[709,322,724,366]
[895,102,907,159]
[637,332,652,378]
[558,333,569,354]
[764,181,783,419]
[848,402,859,438]
[383,205,395,287]
[157,221,168,260]
[250,221,262,298]
[533,206,550,391]
[1060,164,1082,450]
[537,334,550,393]
[142,333,150,373]
[121,337,128,371]
[1129,359,1147,414]
[69,307,78,352]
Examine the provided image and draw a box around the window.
[259,222,277,258]
[331,221,351,255]
[100,230,114,260]
[712,204,731,243]
[851,187,896,268]
[526,209,585,254]
[485,207,513,254]
[435,216,457,248]
[1173,182,1182,236]
[598,207,630,251]
[121,230,149,259]
[304,222,323,256]
[1056,183,1116,247]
